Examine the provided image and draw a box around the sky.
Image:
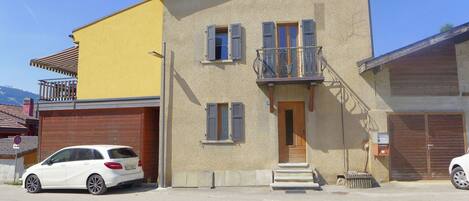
[1,0,469,93]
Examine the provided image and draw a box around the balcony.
[253,46,324,85]
[38,78,77,102]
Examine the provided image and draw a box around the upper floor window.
[206,24,242,62]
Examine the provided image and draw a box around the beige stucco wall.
[162,0,374,186]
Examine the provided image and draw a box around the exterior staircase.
[271,163,320,190]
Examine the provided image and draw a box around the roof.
[30,46,78,76]
[72,0,149,33]
[0,104,37,131]
[0,136,38,157]
[358,21,469,73]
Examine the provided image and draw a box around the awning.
[30,46,78,76]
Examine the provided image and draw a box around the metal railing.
[253,46,324,79]
[39,77,77,101]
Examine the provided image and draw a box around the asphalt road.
[1,181,469,201]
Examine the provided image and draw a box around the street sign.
[12,144,19,149]
[13,135,21,145]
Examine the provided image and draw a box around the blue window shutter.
[206,103,217,140]
[230,23,242,60]
[207,25,216,61]
[302,19,317,76]
[262,22,276,77]
[231,102,244,142]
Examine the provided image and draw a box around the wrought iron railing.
[253,46,324,79]
[38,77,77,101]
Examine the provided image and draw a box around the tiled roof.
[0,104,37,130]
[0,136,38,156]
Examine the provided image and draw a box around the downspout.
[340,82,348,173]
[158,42,167,188]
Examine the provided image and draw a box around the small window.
[215,27,228,60]
[71,148,94,161]
[217,103,229,140]
[48,149,72,164]
[108,148,138,159]
[93,149,104,159]
[285,110,294,145]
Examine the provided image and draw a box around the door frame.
[277,101,307,163]
[387,112,467,180]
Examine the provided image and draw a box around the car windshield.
[107,148,137,159]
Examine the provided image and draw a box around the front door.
[278,101,306,163]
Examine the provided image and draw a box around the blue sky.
[1,0,469,93]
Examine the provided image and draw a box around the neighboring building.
[0,98,38,138]
[29,0,163,182]
[358,22,469,181]
[0,136,38,182]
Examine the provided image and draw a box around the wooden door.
[278,102,306,163]
[389,113,466,180]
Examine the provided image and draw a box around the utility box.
[372,132,389,157]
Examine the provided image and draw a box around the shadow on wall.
[307,55,380,173]
[164,0,231,20]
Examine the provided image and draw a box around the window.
[48,149,72,164]
[285,110,294,145]
[206,102,244,142]
[93,149,104,159]
[215,27,228,60]
[108,148,138,159]
[206,24,242,61]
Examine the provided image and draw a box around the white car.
[22,145,144,195]
[449,148,469,190]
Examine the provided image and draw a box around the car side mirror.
[46,160,54,166]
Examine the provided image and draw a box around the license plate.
[125,164,136,170]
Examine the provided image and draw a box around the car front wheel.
[25,174,42,193]
[451,166,469,190]
[87,174,107,195]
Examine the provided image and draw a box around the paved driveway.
[2,181,469,201]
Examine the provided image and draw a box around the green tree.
[440,23,454,33]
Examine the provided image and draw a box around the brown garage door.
[39,108,159,182]
[389,113,466,180]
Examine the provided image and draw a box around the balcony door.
[278,101,306,163]
[277,23,298,77]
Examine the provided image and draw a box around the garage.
[389,113,466,180]
[39,107,159,182]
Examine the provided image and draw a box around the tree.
[440,23,454,33]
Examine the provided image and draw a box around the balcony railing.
[39,77,77,102]
[253,46,324,84]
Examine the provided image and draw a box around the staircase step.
[275,169,313,173]
[270,182,320,189]
[277,163,309,168]
[274,175,314,182]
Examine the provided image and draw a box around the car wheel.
[451,166,469,190]
[87,174,107,195]
[25,174,42,193]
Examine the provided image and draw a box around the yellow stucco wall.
[73,0,163,99]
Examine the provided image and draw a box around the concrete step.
[270,181,320,190]
[275,169,313,173]
[277,163,309,169]
[274,175,314,182]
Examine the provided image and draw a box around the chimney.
[23,98,34,117]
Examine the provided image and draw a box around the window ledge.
[200,59,234,64]
[200,139,235,144]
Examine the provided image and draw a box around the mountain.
[0,86,38,106]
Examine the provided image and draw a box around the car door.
[35,149,72,188]
[66,148,103,188]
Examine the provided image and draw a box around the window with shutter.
[231,102,244,142]
[302,19,317,76]
[206,103,217,140]
[230,23,242,60]
[207,25,216,61]
[262,22,276,77]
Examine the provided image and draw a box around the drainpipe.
[157,42,167,188]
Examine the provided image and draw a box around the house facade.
[30,0,164,182]
[0,98,38,138]
[161,0,376,187]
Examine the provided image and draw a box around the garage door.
[389,113,466,180]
